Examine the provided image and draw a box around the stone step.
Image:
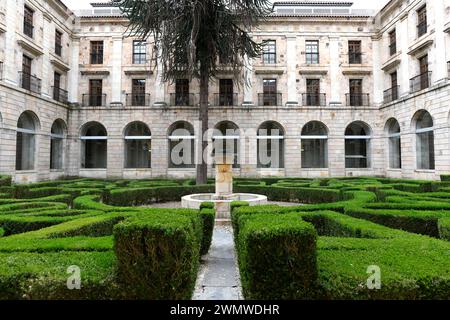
[215,219,231,226]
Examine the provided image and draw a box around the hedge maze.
[0,175,449,300]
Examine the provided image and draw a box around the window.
[81,122,107,169]
[90,41,104,64]
[349,79,363,106]
[168,121,195,169]
[124,122,151,169]
[88,79,103,106]
[257,122,284,169]
[389,29,396,56]
[50,120,66,170]
[21,55,32,91]
[390,72,398,100]
[417,6,427,37]
[174,79,190,106]
[301,121,328,169]
[415,111,435,170]
[305,40,319,64]
[386,118,401,169]
[345,122,371,169]
[53,72,66,103]
[133,41,146,64]
[262,40,276,64]
[419,55,429,90]
[348,41,362,64]
[16,112,37,171]
[23,6,34,38]
[261,79,279,106]
[131,79,146,106]
[306,79,321,106]
[213,121,240,168]
[218,79,234,106]
[55,30,63,56]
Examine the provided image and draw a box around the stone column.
[68,37,80,104]
[3,0,18,85]
[153,51,166,106]
[242,54,254,106]
[433,0,447,83]
[286,36,298,106]
[372,35,383,105]
[111,36,123,104]
[329,37,341,104]
[41,13,52,99]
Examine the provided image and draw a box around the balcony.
[23,22,33,38]
[302,93,326,107]
[345,93,370,107]
[170,93,196,107]
[126,93,151,107]
[213,93,238,107]
[19,72,41,94]
[417,22,427,38]
[0,61,3,80]
[52,87,68,104]
[410,72,431,93]
[447,61,450,78]
[55,43,62,57]
[82,94,106,107]
[257,93,282,107]
[383,86,399,104]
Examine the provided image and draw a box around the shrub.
[438,218,450,241]
[0,176,11,187]
[113,211,201,299]
[199,208,215,255]
[441,175,450,182]
[237,213,318,300]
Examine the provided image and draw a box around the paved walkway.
[193,225,243,300]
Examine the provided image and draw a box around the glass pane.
[345,139,369,168]
[50,138,63,170]
[82,140,107,169]
[389,136,402,169]
[416,131,435,170]
[257,138,284,169]
[125,140,151,169]
[302,139,328,168]
[16,132,35,170]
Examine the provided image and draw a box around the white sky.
[62,0,390,11]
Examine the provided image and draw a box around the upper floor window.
[305,40,319,64]
[389,29,396,56]
[90,41,104,65]
[348,41,362,64]
[417,6,427,38]
[133,40,146,64]
[262,40,276,64]
[23,6,34,38]
[55,30,63,57]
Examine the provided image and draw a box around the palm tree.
[118,0,272,184]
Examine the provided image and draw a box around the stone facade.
[0,0,449,183]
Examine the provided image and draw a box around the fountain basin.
[182,193,268,219]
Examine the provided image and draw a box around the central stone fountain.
[182,154,268,220]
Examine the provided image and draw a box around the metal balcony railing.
[19,72,41,94]
[258,93,282,106]
[345,93,370,106]
[82,94,106,107]
[213,93,238,107]
[383,86,399,104]
[23,22,33,38]
[410,72,431,93]
[0,61,3,80]
[126,93,151,107]
[90,53,103,65]
[302,93,327,106]
[389,42,397,56]
[52,86,68,104]
[417,22,427,38]
[348,52,362,64]
[170,93,196,107]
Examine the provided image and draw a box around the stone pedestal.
[214,154,234,220]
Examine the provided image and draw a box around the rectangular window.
[305,40,319,64]
[21,55,32,91]
[55,30,63,56]
[391,72,398,100]
[133,40,146,64]
[53,72,61,101]
[90,41,104,65]
[218,79,234,106]
[306,79,320,106]
[348,41,362,64]
[262,79,278,106]
[389,29,396,56]
[262,40,276,64]
[419,55,429,90]
[131,79,146,106]
[349,79,363,106]
[175,79,190,106]
[89,79,103,106]
[23,6,34,38]
[417,6,427,37]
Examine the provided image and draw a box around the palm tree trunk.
[196,63,209,185]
